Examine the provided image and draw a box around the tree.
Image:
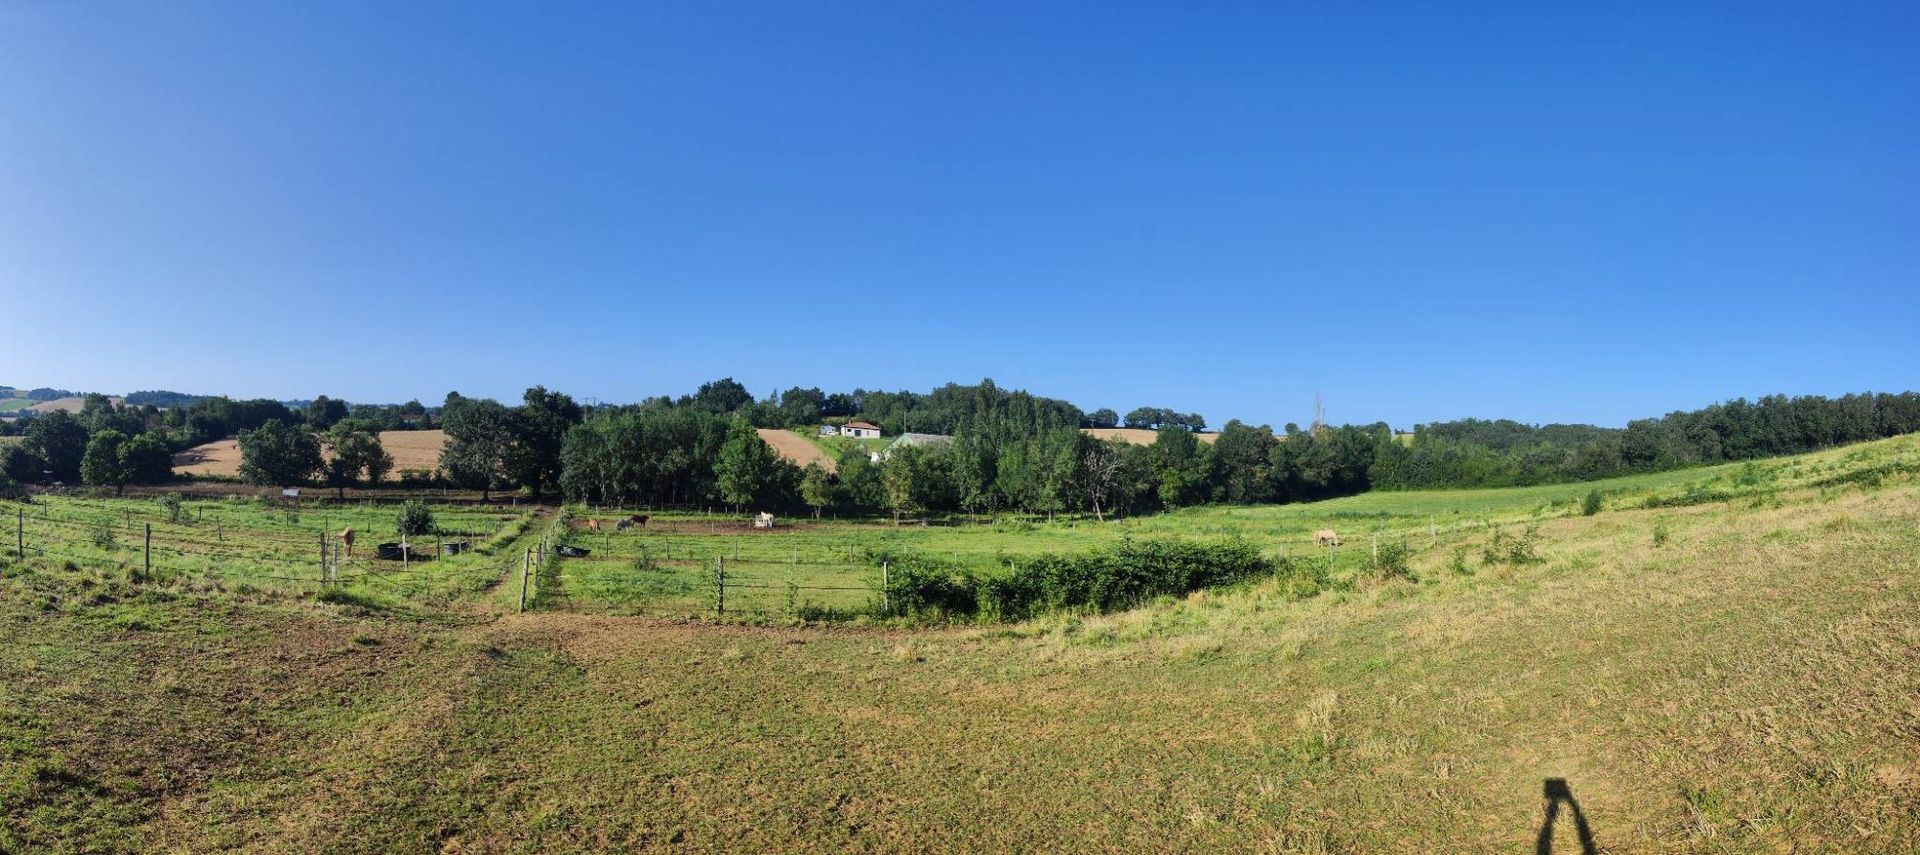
[1076,436,1124,521]
[24,410,88,482]
[3,445,44,484]
[323,421,394,498]
[881,444,946,524]
[715,416,788,510]
[833,449,885,513]
[237,419,324,487]
[440,396,514,500]
[120,433,173,486]
[1150,427,1210,507]
[685,378,754,414]
[1085,408,1119,429]
[799,462,833,519]
[306,395,349,429]
[506,386,582,500]
[81,429,131,494]
[396,500,436,537]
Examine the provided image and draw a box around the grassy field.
[546,452,1827,617]
[3,436,1918,851]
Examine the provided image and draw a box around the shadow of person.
[1536,777,1598,854]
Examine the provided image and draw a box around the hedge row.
[880,538,1323,622]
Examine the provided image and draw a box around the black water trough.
[441,540,470,557]
[375,542,421,561]
[555,545,591,558]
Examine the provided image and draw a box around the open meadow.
[3,434,1918,851]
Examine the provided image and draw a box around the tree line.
[7,380,1918,515]
[1372,392,1920,489]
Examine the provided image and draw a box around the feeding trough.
[375,542,422,561]
[440,540,470,557]
[555,545,591,558]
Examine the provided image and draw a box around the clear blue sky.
[3,2,1914,429]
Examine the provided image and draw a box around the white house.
[840,421,883,439]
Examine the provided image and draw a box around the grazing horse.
[339,527,356,558]
[1313,529,1340,547]
[586,518,602,533]
[615,518,633,532]
[630,514,650,526]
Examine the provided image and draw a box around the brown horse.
[586,518,602,533]
[1313,529,1340,547]
[339,527,356,558]
[629,514,650,526]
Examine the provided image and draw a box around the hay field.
[172,429,447,478]
[759,428,838,472]
[1081,426,1219,445]
[25,395,117,414]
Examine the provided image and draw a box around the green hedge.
[881,538,1316,623]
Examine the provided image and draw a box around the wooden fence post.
[520,548,531,611]
[144,524,152,576]
[882,560,890,616]
[716,556,726,617]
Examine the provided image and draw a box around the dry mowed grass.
[172,429,446,478]
[759,428,837,472]
[1081,427,1219,445]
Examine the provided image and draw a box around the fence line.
[2,500,532,595]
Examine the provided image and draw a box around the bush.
[1581,489,1603,516]
[1369,538,1415,582]
[158,494,185,524]
[396,500,436,537]
[1481,525,1543,566]
[887,538,1280,623]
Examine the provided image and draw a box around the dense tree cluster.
[1373,392,1920,489]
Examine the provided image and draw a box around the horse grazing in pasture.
[1313,529,1340,547]
[615,519,633,532]
[586,518,602,533]
[629,514,649,526]
[339,527,356,558]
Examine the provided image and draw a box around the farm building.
[840,421,883,439]
[873,432,952,462]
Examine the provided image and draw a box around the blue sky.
[2,2,1914,429]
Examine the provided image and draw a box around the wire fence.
[1,498,527,593]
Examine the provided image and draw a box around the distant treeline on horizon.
[6,378,1918,517]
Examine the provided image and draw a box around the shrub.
[1481,526,1543,566]
[158,493,185,524]
[1581,489,1603,516]
[91,524,116,550]
[396,500,436,537]
[1369,538,1414,582]
[889,538,1280,623]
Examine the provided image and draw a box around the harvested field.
[380,429,448,473]
[172,429,447,478]
[758,428,837,472]
[25,395,117,414]
[1080,427,1219,445]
